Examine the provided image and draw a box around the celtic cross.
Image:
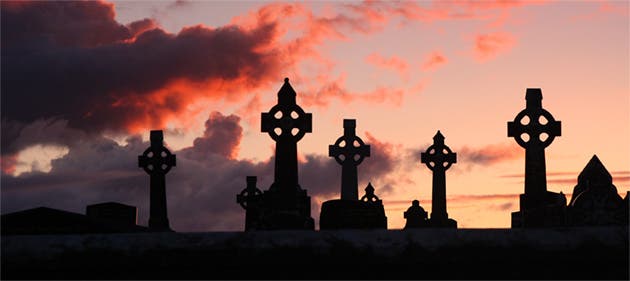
[421,130,456,221]
[138,130,176,231]
[329,119,371,200]
[508,89,561,207]
[261,78,312,192]
[237,176,262,230]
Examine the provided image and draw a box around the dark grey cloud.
[1,112,404,231]
[1,0,284,160]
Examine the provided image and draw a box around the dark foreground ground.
[2,227,628,279]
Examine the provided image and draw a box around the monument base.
[428,218,457,228]
[258,189,314,230]
[319,199,387,230]
[512,191,567,228]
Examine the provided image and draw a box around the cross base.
[512,191,567,228]
[255,188,314,230]
[427,217,457,228]
[319,199,387,230]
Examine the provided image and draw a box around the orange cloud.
[472,32,516,61]
[421,51,448,71]
[297,74,406,108]
[1,155,18,175]
[366,53,409,78]
[456,142,522,171]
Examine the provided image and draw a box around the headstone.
[329,119,371,200]
[420,130,457,228]
[138,130,176,231]
[236,176,263,231]
[237,78,314,230]
[567,155,629,226]
[320,119,386,229]
[507,89,566,227]
[404,200,429,229]
[86,202,137,226]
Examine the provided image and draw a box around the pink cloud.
[421,51,448,71]
[472,32,516,61]
[366,53,409,78]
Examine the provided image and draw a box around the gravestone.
[237,78,314,230]
[420,130,457,228]
[320,119,386,229]
[86,202,137,226]
[567,155,629,226]
[508,89,566,227]
[236,176,263,231]
[404,200,429,229]
[138,130,176,231]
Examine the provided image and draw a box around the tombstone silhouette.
[236,78,314,230]
[138,130,175,231]
[236,176,263,231]
[508,89,566,227]
[420,130,457,228]
[320,120,386,229]
[329,119,370,200]
[404,200,429,229]
[567,155,629,226]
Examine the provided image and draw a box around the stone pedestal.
[320,199,386,230]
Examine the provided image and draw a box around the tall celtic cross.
[138,130,176,231]
[508,89,561,208]
[261,78,312,192]
[420,131,456,221]
[329,119,371,200]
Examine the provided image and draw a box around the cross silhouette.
[360,182,381,203]
[507,89,562,208]
[508,89,561,149]
[329,119,370,200]
[138,131,176,176]
[138,130,176,231]
[261,78,312,142]
[420,131,456,172]
[237,176,262,210]
[237,176,263,231]
[420,130,456,221]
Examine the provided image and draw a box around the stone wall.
[2,227,628,279]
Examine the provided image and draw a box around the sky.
[1,0,628,231]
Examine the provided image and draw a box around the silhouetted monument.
[567,155,629,226]
[421,130,457,228]
[236,78,314,230]
[329,119,371,200]
[1,206,148,235]
[237,176,263,230]
[508,89,566,227]
[404,200,429,229]
[86,202,137,226]
[138,130,176,231]
[320,120,386,229]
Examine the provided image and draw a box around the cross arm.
[507,121,518,137]
[329,145,342,157]
[138,155,148,167]
[261,112,274,133]
[301,113,312,132]
[549,120,561,136]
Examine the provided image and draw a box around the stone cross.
[420,130,456,222]
[329,119,371,200]
[261,78,312,192]
[138,130,176,231]
[508,89,561,209]
[360,182,381,203]
[237,176,262,231]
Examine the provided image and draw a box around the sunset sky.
[1,0,628,231]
